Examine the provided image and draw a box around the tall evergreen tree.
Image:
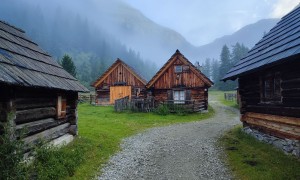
[211,59,220,83]
[202,58,211,79]
[61,54,77,77]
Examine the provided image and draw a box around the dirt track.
[98,95,240,180]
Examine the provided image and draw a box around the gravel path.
[98,96,240,180]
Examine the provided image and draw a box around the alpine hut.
[146,50,213,112]
[92,58,147,105]
[0,20,88,150]
[222,5,300,154]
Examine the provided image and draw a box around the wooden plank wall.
[239,61,300,139]
[97,63,145,89]
[110,86,131,104]
[1,85,78,150]
[153,59,205,89]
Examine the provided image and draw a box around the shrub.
[0,123,28,180]
[30,141,86,179]
[154,104,170,115]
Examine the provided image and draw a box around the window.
[57,96,67,119]
[261,72,281,102]
[174,65,182,73]
[173,90,185,104]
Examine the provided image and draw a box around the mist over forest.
[0,0,279,89]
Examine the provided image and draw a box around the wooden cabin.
[146,50,213,111]
[92,59,147,105]
[222,5,300,141]
[0,20,88,151]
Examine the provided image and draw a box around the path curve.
[98,95,240,180]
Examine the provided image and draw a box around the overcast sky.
[122,0,299,46]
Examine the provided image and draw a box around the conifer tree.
[61,54,77,77]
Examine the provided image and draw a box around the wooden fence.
[224,93,237,101]
[78,94,95,104]
[114,96,155,112]
[161,100,206,113]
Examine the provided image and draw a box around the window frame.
[260,72,282,103]
[57,95,67,119]
[173,90,185,104]
[174,65,183,73]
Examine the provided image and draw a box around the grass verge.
[67,104,215,179]
[220,126,300,180]
[209,90,239,109]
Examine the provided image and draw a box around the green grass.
[220,126,300,180]
[67,104,215,179]
[209,90,239,109]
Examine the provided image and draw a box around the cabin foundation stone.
[243,127,300,158]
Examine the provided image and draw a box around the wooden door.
[110,86,131,104]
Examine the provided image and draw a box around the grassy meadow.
[209,90,239,108]
[220,126,300,180]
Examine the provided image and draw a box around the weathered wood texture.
[239,60,300,139]
[152,58,205,89]
[242,112,300,140]
[110,86,132,104]
[153,88,208,110]
[0,85,78,148]
[94,59,146,105]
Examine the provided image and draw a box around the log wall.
[0,84,78,149]
[153,88,208,110]
[239,60,300,140]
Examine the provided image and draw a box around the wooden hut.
[146,50,213,111]
[92,59,147,105]
[0,20,89,150]
[222,5,300,141]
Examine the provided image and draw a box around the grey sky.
[122,0,299,46]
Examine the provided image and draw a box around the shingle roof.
[0,20,88,92]
[91,58,147,87]
[222,5,300,81]
[146,49,213,88]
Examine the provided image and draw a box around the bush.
[30,141,86,179]
[154,104,170,115]
[0,123,28,180]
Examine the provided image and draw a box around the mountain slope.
[194,19,279,60]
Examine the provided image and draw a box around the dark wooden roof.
[146,50,213,88]
[223,5,300,81]
[0,20,88,92]
[91,58,147,87]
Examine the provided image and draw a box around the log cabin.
[92,59,147,105]
[146,50,213,112]
[0,20,88,151]
[222,5,300,141]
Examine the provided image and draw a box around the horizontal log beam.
[15,98,56,110]
[23,123,70,145]
[16,118,67,137]
[242,114,300,139]
[244,112,300,126]
[15,107,56,124]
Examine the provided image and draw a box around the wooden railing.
[224,93,237,101]
[78,94,95,104]
[114,96,155,112]
[161,100,206,112]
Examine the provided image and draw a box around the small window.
[173,90,185,104]
[174,66,182,73]
[261,72,281,102]
[57,96,67,119]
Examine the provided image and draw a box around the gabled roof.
[0,20,88,92]
[91,58,147,87]
[223,5,300,81]
[146,50,213,88]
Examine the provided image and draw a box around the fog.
[1,0,299,67]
